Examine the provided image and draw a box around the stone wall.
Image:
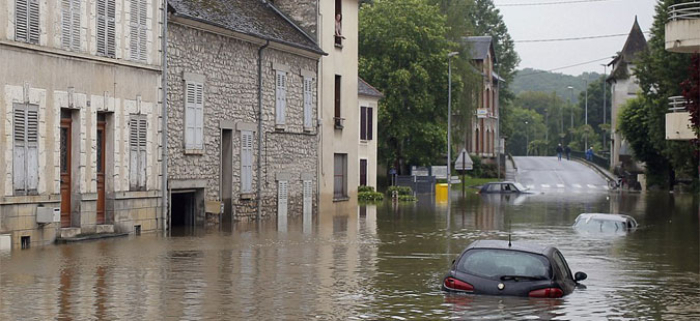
[167,22,319,221]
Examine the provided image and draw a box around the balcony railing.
[668,2,700,21]
[668,96,688,112]
[334,117,345,129]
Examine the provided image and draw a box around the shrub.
[387,186,412,196]
[358,191,384,202]
[358,185,375,193]
[398,195,418,202]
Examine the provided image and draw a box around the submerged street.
[514,156,610,192]
[1,191,698,320]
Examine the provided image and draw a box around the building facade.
[464,36,501,160]
[358,77,382,189]
[0,0,164,248]
[166,0,323,228]
[607,18,647,172]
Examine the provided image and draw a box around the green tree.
[505,106,546,156]
[577,76,612,150]
[359,0,457,172]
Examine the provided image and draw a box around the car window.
[458,249,551,280]
[508,184,518,191]
[513,183,526,191]
[488,184,501,192]
[552,251,572,280]
[502,184,512,192]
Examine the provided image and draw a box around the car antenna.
[508,233,511,247]
[508,219,512,247]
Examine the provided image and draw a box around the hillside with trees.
[511,68,603,104]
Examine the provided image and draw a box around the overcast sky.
[496,0,657,76]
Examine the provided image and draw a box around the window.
[15,0,39,44]
[97,0,116,57]
[334,75,342,129]
[458,249,551,280]
[13,104,39,195]
[275,70,287,125]
[553,251,573,280]
[360,159,367,186]
[129,115,147,191]
[303,180,312,218]
[334,0,342,46]
[360,106,373,140]
[303,77,313,129]
[185,81,204,150]
[277,180,288,220]
[129,0,147,61]
[240,130,253,193]
[333,153,347,199]
[61,0,80,50]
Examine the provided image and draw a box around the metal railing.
[668,96,688,112]
[668,2,700,21]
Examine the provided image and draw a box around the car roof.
[575,213,636,223]
[485,181,516,185]
[466,240,554,256]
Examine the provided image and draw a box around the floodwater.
[1,191,698,320]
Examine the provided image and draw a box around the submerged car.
[478,181,531,194]
[442,240,586,298]
[573,213,638,233]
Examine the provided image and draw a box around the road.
[513,156,609,193]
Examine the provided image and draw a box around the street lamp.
[601,64,607,151]
[584,76,589,150]
[567,86,574,141]
[525,120,529,156]
[447,51,458,200]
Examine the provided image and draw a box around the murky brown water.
[1,192,699,320]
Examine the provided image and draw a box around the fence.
[395,175,437,195]
[570,150,610,170]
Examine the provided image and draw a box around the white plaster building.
[0,0,164,248]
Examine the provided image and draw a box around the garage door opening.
[171,191,197,227]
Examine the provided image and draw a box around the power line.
[515,32,650,43]
[517,56,613,78]
[496,0,618,7]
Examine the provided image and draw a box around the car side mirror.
[451,259,456,266]
[574,272,587,282]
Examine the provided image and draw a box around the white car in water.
[573,213,638,233]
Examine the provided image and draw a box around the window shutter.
[303,180,312,219]
[277,180,288,221]
[367,107,373,140]
[130,0,147,61]
[107,0,115,57]
[241,130,253,193]
[275,71,286,125]
[26,106,39,191]
[71,0,80,50]
[138,0,147,61]
[304,77,312,128]
[360,106,367,140]
[15,0,28,41]
[129,118,139,190]
[138,117,147,189]
[61,0,71,48]
[195,83,204,149]
[28,0,39,43]
[184,82,196,149]
[96,0,106,55]
[13,107,26,192]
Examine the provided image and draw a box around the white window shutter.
[107,0,116,57]
[195,83,204,149]
[129,0,138,59]
[129,118,139,190]
[304,77,312,128]
[303,180,312,219]
[61,0,71,48]
[277,180,288,230]
[96,0,106,55]
[28,0,39,43]
[138,0,147,61]
[241,130,253,193]
[184,82,196,149]
[138,117,147,189]
[71,0,80,50]
[13,106,26,192]
[15,0,28,42]
[26,106,39,191]
[281,74,286,123]
[276,71,286,125]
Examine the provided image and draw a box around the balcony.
[334,117,345,129]
[665,96,695,140]
[665,2,700,53]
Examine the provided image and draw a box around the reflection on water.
[1,193,698,320]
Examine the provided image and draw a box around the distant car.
[478,181,531,194]
[573,213,638,233]
[442,240,587,298]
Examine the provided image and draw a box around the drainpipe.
[161,0,169,233]
[257,40,270,222]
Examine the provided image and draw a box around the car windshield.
[457,249,551,280]
[573,218,633,232]
[513,183,527,191]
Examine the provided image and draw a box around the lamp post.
[584,76,589,150]
[525,120,529,156]
[447,52,458,202]
[567,86,574,143]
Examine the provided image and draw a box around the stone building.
[358,77,383,189]
[464,36,502,161]
[607,18,647,172]
[0,0,164,248]
[166,0,324,228]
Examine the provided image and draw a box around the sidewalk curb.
[573,158,615,182]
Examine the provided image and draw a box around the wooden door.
[96,117,106,224]
[60,114,72,227]
[360,159,367,186]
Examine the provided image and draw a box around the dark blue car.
[442,240,587,298]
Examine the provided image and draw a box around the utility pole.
[447,52,458,203]
[585,75,589,150]
[525,120,529,156]
[601,64,607,151]
[567,86,574,142]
